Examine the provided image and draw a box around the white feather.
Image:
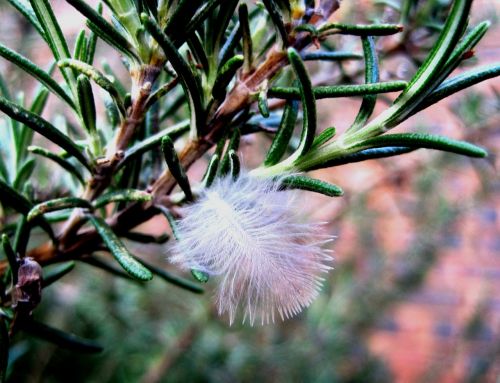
[170,173,333,325]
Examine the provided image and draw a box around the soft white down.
[170,173,333,325]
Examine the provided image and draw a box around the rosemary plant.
[0,0,497,371]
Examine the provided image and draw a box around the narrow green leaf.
[73,30,88,62]
[307,146,416,170]
[415,63,500,113]
[0,179,31,215]
[88,215,153,281]
[29,0,77,95]
[0,96,91,170]
[139,260,204,294]
[228,149,240,180]
[302,51,363,61]
[42,262,75,287]
[348,36,379,133]
[13,159,36,191]
[238,4,253,75]
[287,47,316,159]
[218,21,242,67]
[118,120,190,171]
[183,0,225,43]
[258,89,270,118]
[143,14,205,138]
[123,232,169,244]
[161,135,193,201]
[219,128,240,175]
[93,189,152,209]
[58,59,126,116]
[319,22,403,36]
[212,0,239,56]
[22,320,103,353]
[85,4,100,65]
[382,0,473,129]
[311,127,336,150]
[27,197,92,222]
[0,316,8,383]
[156,205,180,241]
[13,208,31,256]
[0,182,54,246]
[28,145,86,185]
[76,75,97,136]
[7,0,47,41]
[163,0,201,38]
[281,175,344,197]
[2,234,18,284]
[268,81,408,99]
[357,133,487,158]
[212,55,244,99]
[81,255,138,281]
[202,154,219,187]
[435,21,490,91]
[264,99,299,166]
[65,0,138,60]
[262,0,289,46]
[191,269,209,284]
[0,43,76,109]
[145,77,179,110]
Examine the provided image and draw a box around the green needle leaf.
[348,36,379,133]
[219,128,241,176]
[264,99,299,166]
[212,55,244,99]
[93,189,152,209]
[22,320,103,353]
[27,197,92,222]
[28,145,86,185]
[0,179,54,239]
[29,0,77,95]
[123,232,170,244]
[42,262,76,287]
[76,75,97,135]
[302,51,363,61]
[13,159,36,191]
[143,14,205,138]
[308,146,416,170]
[2,234,19,284]
[262,0,289,47]
[356,133,487,158]
[0,43,76,109]
[414,64,500,114]
[202,154,220,188]
[0,96,91,170]
[161,135,193,201]
[268,81,408,99]
[117,120,190,171]
[238,4,253,75]
[386,0,473,128]
[88,215,153,281]
[287,47,316,160]
[311,127,336,150]
[65,0,138,60]
[7,0,47,41]
[58,59,126,116]
[228,149,240,180]
[319,22,403,36]
[138,260,204,294]
[281,175,344,197]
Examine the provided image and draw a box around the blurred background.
[0,0,499,382]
